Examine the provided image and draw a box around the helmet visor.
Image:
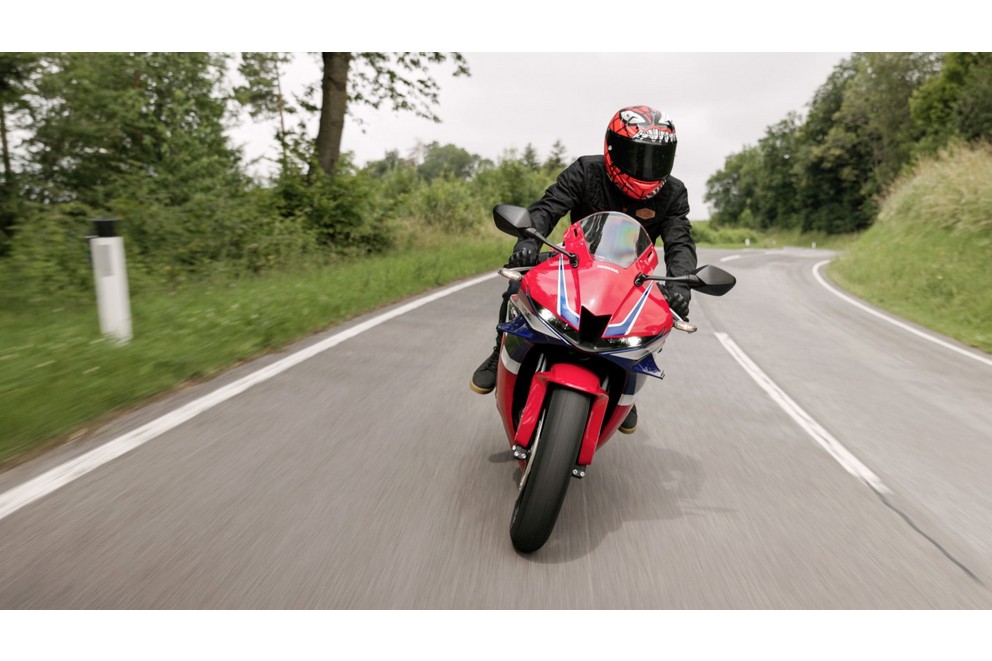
[607,133,676,182]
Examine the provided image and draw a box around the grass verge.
[0,236,512,467]
[830,143,992,354]
[691,222,860,251]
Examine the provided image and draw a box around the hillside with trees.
[704,52,992,354]
[704,52,992,235]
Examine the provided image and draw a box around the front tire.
[510,387,589,553]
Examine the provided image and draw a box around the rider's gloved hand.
[507,239,539,268]
[664,286,690,320]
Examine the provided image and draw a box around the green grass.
[830,143,992,353]
[0,236,513,466]
[692,221,861,251]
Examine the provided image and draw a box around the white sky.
[230,52,849,219]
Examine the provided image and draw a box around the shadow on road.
[489,434,736,563]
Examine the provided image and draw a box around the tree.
[0,53,40,251]
[912,53,992,153]
[957,56,992,142]
[25,52,243,209]
[313,52,469,176]
[794,55,864,233]
[521,143,540,171]
[416,141,479,181]
[234,52,293,170]
[830,52,939,195]
[363,149,414,178]
[753,114,803,229]
[704,146,760,227]
[544,140,568,173]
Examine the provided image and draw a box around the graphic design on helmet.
[604,105,677,201]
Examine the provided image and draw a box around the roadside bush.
[0,201,99,304]
[473,157,552,209]
[403,176,485,233]
[273,165,391,255]
[691,222,756,246]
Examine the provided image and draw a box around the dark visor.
[606,133,676,181]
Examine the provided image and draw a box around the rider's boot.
[470,345,500,394]
[619,405,637,434]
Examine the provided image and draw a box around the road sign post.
[90,218,132,343]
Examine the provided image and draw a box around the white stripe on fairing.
[715,332,890,494]
[500,345,522,375]
[813,261,992,369]
[605,286,652,337]
[0,272,500,523]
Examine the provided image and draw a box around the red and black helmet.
[604,106,677,200]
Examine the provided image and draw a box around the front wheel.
[510,387,589,553]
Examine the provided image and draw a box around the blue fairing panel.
[594,351,665,380]
[497,315,567,347]
[631,353,665,379]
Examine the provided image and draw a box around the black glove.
[664,286,690,320]
[507,240,539,268]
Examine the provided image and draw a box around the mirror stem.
[525,228,579,268]
[634,273,700,288]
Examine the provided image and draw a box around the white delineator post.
[90,218,132,343]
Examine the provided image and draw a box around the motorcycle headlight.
[523,295,665,356]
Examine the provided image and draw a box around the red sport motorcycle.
[491,204,736,552]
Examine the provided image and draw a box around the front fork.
[513,362,610,467]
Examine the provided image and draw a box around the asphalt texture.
[1,247,991,608]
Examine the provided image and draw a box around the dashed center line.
[714,331,889,494]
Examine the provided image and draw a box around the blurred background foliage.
[704,52,992,234]
[0,52,561,308]
[2,52,990,309]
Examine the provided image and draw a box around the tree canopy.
[705,52,988,234]
[0,52,567,303]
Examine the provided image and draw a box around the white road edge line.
[714,331,890,494]
[0,272,500,522]
[813,260,992,368]
[719,255,741,262]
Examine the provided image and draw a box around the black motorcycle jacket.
[521,155,698,299]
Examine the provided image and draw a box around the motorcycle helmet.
[604,106,677,200]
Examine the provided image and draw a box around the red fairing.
[521,223,673,339]
[494,343,517,443]
[512,363,610,465]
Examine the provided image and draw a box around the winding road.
[1,247,991,608]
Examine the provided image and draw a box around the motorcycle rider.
[470,106,698,435]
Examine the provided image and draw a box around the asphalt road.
[1,247,991,608]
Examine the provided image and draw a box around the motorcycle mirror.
[691,265,737,296]
[493,204,535,238]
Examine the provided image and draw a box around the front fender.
[513,363,610,466]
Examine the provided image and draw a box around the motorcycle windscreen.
[577,212,653,269]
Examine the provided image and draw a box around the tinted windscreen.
[578,213,652,268]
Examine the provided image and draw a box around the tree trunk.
[275,61,288,172]
[0,101,13,243]
[0,102,10,187]
[314,52,351,177]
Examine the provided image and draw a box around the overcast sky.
[230,52,849,218]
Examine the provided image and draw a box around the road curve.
[1,247,991,608]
